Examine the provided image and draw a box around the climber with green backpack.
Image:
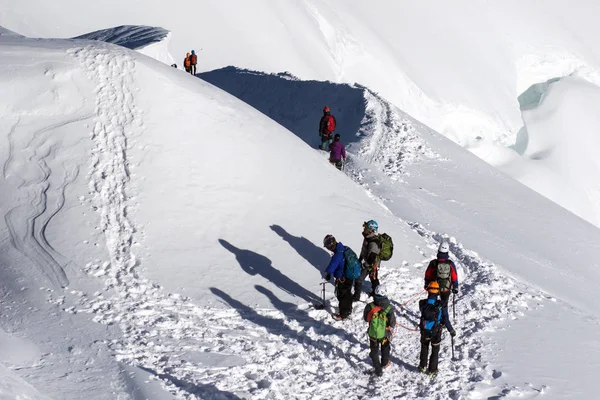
[353,220,394,301]
[363,284,396,376]
[323,234,361,320]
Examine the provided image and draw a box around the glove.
[325,273,331,281]
[449,329,457,337]
[343,158,346,161]
[452,288,459,294]
[385,327,393,339]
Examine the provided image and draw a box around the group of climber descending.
[318,106,346,170]
[322,221,459,377]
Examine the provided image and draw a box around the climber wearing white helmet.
[424,242,459,313]
[363,284,396,377]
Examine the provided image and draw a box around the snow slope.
[4,0,600,230]
[3,0,600,142]
[2,23,600,400]
[201,67,600,397]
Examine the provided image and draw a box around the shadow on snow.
[269,224,330,276]
[210,287,365,367]
[137,365,243,400]
[218,238,320,304]
[199,67,367,149]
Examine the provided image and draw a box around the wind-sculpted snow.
[73,25,169,50]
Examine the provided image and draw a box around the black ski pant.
[369,336,391,374]
[329,158,343,170]
[353,265,380,299]
[336,278,353,318]
[419,328,443,372]
[440,290,453,322]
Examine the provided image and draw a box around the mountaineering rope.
[392,289,426,333]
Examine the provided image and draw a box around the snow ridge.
[73,25,169,51]
[353,88,441,179]
[61,54,549,398]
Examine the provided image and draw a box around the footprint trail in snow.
[55,47,549,399]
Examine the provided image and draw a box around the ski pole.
[451,335,455,361]
[321,281,326,307]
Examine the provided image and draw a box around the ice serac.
[518,76,600,225]
[73,25,175,65]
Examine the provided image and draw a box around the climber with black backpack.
[418,281,456,376]
[424,242,458,314]
[363,284,396,376]
[353,220,394,301]
[323,234,361,320]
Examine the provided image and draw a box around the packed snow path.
[59,49,550,399]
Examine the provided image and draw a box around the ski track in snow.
[57,49,548,399]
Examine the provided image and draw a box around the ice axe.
[314,281,327,310]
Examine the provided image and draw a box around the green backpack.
[378,233,394,261]
[367,304,392,339]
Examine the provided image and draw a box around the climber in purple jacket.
[329,133,346,170]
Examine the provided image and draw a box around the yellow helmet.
[427,281,440,294]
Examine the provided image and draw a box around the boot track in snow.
[51,50,551,399]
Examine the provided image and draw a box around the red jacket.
[424,257,458,291]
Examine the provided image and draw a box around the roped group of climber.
[322,220,459,377]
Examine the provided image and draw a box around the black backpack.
[420,299,441,338]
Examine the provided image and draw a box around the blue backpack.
[420,299,441,338]
[343,247,361,279]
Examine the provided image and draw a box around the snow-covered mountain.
[2,4,600,399]
[3,0,600,229]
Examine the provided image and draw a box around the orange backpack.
[190,54,197,64]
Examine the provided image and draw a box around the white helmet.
[374,284,388,297]
[438,242,450,253]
